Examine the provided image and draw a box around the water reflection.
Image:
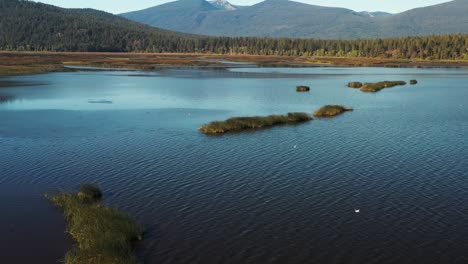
[88,99,113,104]
[0,80,46,87]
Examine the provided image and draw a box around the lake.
[1,66,468,264]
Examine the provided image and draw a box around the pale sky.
[37,0,452,14]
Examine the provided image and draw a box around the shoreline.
[1,51,467,77]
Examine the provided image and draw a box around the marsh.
[1,66,468,264]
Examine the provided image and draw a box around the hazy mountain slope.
[122,0,218,33]
[376,0,468,37]
[196,0,379,38]
[209,0,240,10]
[121,0,468,39]
[358,11,392,18]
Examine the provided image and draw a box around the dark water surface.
[1,67,468,263]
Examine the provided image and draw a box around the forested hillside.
[0,0,467,60]
[0,0,195,52]
[208,35,468,60]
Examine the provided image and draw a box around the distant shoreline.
[1,51,467,77]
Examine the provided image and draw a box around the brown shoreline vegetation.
[45,184,143,264]
[199,112,312,134]
[1,51,467,77]
[313,105,353,117]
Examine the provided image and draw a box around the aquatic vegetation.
[88,99,113,104]
[199,112,312,134]
[313,105,353,117]
[0,95,14,103]
[410,79,418,85]
[45,184,143,264]
[296,85,310,92]
[359,81,407,92]
[77,183,103,202]
[347,82,363,88]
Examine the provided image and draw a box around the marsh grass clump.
[78,183,102,203]
[199,112,312,134]
[359,81,407,92]
[45,185,143,264]
[410,79,418,85]
[296,85,310,92]
[313,105,353,117]
[347,82,363,88]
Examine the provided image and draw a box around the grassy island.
[45,184,143,264]
[410,80,418,85]
[296,86,310,92]
[359,81,407,92]
[347,82,363,88]
[313,105,353,117]
[199,112,311,134]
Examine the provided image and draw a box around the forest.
[0,0,467,60]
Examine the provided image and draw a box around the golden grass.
[359,81,407,92]
[313,105,353,117]
[347,82,363,88]
[296,86,310,92]
[45,184,143,264]
[199,112,312,134]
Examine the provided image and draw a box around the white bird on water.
[354,209,360,213]
[294,145,297,149]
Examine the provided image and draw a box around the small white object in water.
[354,209,360,213]
[294,145,297,149]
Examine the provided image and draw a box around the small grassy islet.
[296,85,310,92]
[45,184,143,264]
[347,80,407,92]
[199,112,312,134]
[313,105,353,117]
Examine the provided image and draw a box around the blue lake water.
[0,67,468,263]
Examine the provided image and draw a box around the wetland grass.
[347,82,363,88]
[45,184,143,264]
[313,105,353,117]
[296,85,310,92]
[199,112,311,134]
[359,81,407,92]
[347,81,407,92]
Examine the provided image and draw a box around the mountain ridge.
[121,0,468,39]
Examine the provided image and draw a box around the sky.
[37,0,451,14]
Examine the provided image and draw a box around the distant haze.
[38,0,452,14]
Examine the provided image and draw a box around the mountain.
[122,0,218,33]
[375,0,468,37]
[0,0,195,51]
[121,0,468,39]
[209,0,240,10]
[358,11,392,18]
